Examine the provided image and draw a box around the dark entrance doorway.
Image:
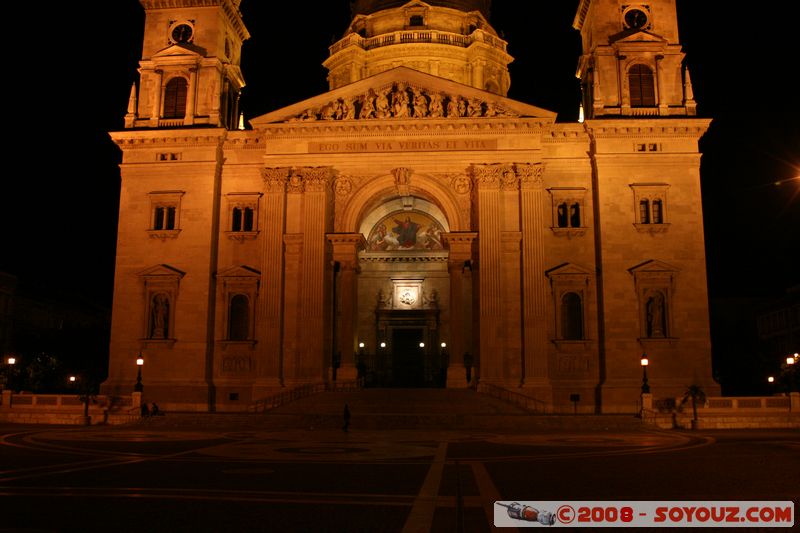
[392,327,425,387]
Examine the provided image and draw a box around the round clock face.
[171,24,193,44]
[624,8,649,29]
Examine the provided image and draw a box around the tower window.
[639,199,650,224]
[630,184,670,232]
[409,15,424,27]
[154,206,177,230]
[148,191,184,238]
[629,65,656,107]
[163,77,188,119]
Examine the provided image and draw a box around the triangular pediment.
[138,264,186,279]
[250,67,556,126]
[546,263,594,278]
[609,29,667,45]
[152,43,206,59]
[628,259,679,275]
[217,265,261,279]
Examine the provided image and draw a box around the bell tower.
[126,0,250,129]
[573,0,696,118]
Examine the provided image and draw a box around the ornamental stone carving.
[501,166,519,191]
[262,167,289,193]
[288,83,517,122]
[451,174,472,195]
[471,163,508,189]
[334,177,353,197]
[392,167,413,196]
[516,163,545,189]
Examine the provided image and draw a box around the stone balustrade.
[330,28,507,55]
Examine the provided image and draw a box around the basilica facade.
[103,0,719,413]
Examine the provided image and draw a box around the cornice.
[260,119,547,139]
[585,119,712,139]
[110,129,227,148]
[139,0,249,41]
[359,252,449,263]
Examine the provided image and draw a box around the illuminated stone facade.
[104,0,718,413]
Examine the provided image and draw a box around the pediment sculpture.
[289,82,517,122]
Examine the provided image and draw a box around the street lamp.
[134,354,144,392]
[787,356,796,366]
[640,353,650,394]
[767,376,775,383]
[4,356,16,390]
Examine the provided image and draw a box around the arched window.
[228,294,249,340]
[629,65,656,107]
[557,203,569,228]
[561,292,584,340]
[570,203,581,228]
[163,77,188,119]
[639,199,650,224]
[652,199,663,224]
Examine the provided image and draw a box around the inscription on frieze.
[309,138,497,154]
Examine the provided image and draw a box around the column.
[184,67,198,126]
[253,168,288,393]
[655,55,668,115]
[443,233,477,388]
[617,55,629,114]
[150,70,163,127]
[297,168,332,383]
[328,234,366,381]
[472,164,504,382]
[518,163,551,396]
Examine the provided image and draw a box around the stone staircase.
[136,389,643,431]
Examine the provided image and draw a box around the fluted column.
[296,168,333,383]
[443,232,477,387]
[328,234,366,381]
[518,163,550,394]
[253,168,288,392]
[472,164,505,382]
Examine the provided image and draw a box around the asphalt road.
[0,423,797,532]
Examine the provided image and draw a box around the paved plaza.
[0,390,798,532]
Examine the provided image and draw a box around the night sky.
[3,0,798,308]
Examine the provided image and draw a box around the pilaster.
[472,164,505,382]
[253,168,288,392]
[443,232,477,387]
[518,163,550,394]
[328,233,367,381]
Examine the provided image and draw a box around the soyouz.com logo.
[494,501,794,527]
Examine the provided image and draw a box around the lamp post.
[3,356,16,391]
[134,354,144,392]
[640,353,650,394]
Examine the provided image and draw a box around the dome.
[350,0,491,19]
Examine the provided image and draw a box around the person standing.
[342,403,351,432]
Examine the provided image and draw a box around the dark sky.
[3,1,798,307]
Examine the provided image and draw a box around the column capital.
[517,162,545,190]
[327,233,366,261]
[471,163,508,190]
[443,232,477,262]
[262,167,290,193]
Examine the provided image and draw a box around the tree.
[681,384,706,429]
